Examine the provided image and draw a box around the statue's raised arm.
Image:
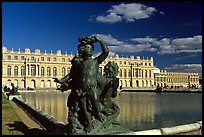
[94,36,109,64]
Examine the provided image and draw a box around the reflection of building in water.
[22,91,68,124]
[2,47,199,89]
[114,92,155,130]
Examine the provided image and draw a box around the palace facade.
[2,47,200,89]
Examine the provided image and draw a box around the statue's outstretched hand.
[93,36,102,43]
[52,78,62,84]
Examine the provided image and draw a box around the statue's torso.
[77,59,99,89]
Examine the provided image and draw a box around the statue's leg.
[78,96,92,132]
[89,87,104,122]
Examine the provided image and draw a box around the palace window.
[62,58,65,62]
[14,66,18,76]
[7,66,11,76]
[53,67,57,77]
[7,55,11,60]
[14,56,18,60]
[21,56,25,60]
[124,69,127,78]
[53,57,56,62]
[47,57,50,61]
[21,66,25,76]
[149,70,151,78]
[62,67,66,76]
[119,69,122,77]
[41,67,45,76]
[67,58,71,62]
[47,67,51,76]
[31,56,35,61]
[31,66,35,76]
[145,70,148,78]
[128,70,131,78]
[41,57,44,61]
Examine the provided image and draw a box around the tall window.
[124,69,127,78]
[7,66,11,76]
[62,67,65,76]
[149,70,151,78]
[53,57,56,62]
[145,70,148,78]
[47,67,51,76]
[41,67,44,76]
[14,66,18,76]
[31,56,35,61]
[47,57,50,61]
[119,69,122,77]
[41,57,44,61]
[31,65,35,76]
[21,66,25,76]
[53,67,57,77]
[128,70,131,78]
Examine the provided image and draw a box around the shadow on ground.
[5,121,49,135]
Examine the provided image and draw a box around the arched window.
[31,65,35,76]
[7,80,11,88]
[7,66,11,76]
[53,67,57,77]
[145,70,148,78]
[47,67,51,76]
[119,69,122,77]
[21,80,25,88]
[21,66,25,76]
[14,66,18,76]
[14,79,18,87]
[41,67,45,76]
[124,69,127,78]
[62,67,65,76]
[41,80,45,88]
[47,80,51,87]
[125,80,127,87]
[128,69,131,78]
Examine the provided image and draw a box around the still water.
[21,91,202,131]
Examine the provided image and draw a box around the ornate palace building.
[154,70,199,88]
[2,47,200,89]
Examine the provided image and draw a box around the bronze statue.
[53,36,120,134]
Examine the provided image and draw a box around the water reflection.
[21,91,202,131]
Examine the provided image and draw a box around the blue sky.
[2,2,202,78]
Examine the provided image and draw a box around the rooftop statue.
[53,36,121,135]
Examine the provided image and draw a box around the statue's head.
[77,36,96,57]
[104,61,119,78]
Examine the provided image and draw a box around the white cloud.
[164,64,202,78]
[94,34,202,55]
[93,3,158,24]
[108,51,116,57]
[96,13,122,23]
[94,34,124,45]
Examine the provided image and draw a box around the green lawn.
[2,93,24,135]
